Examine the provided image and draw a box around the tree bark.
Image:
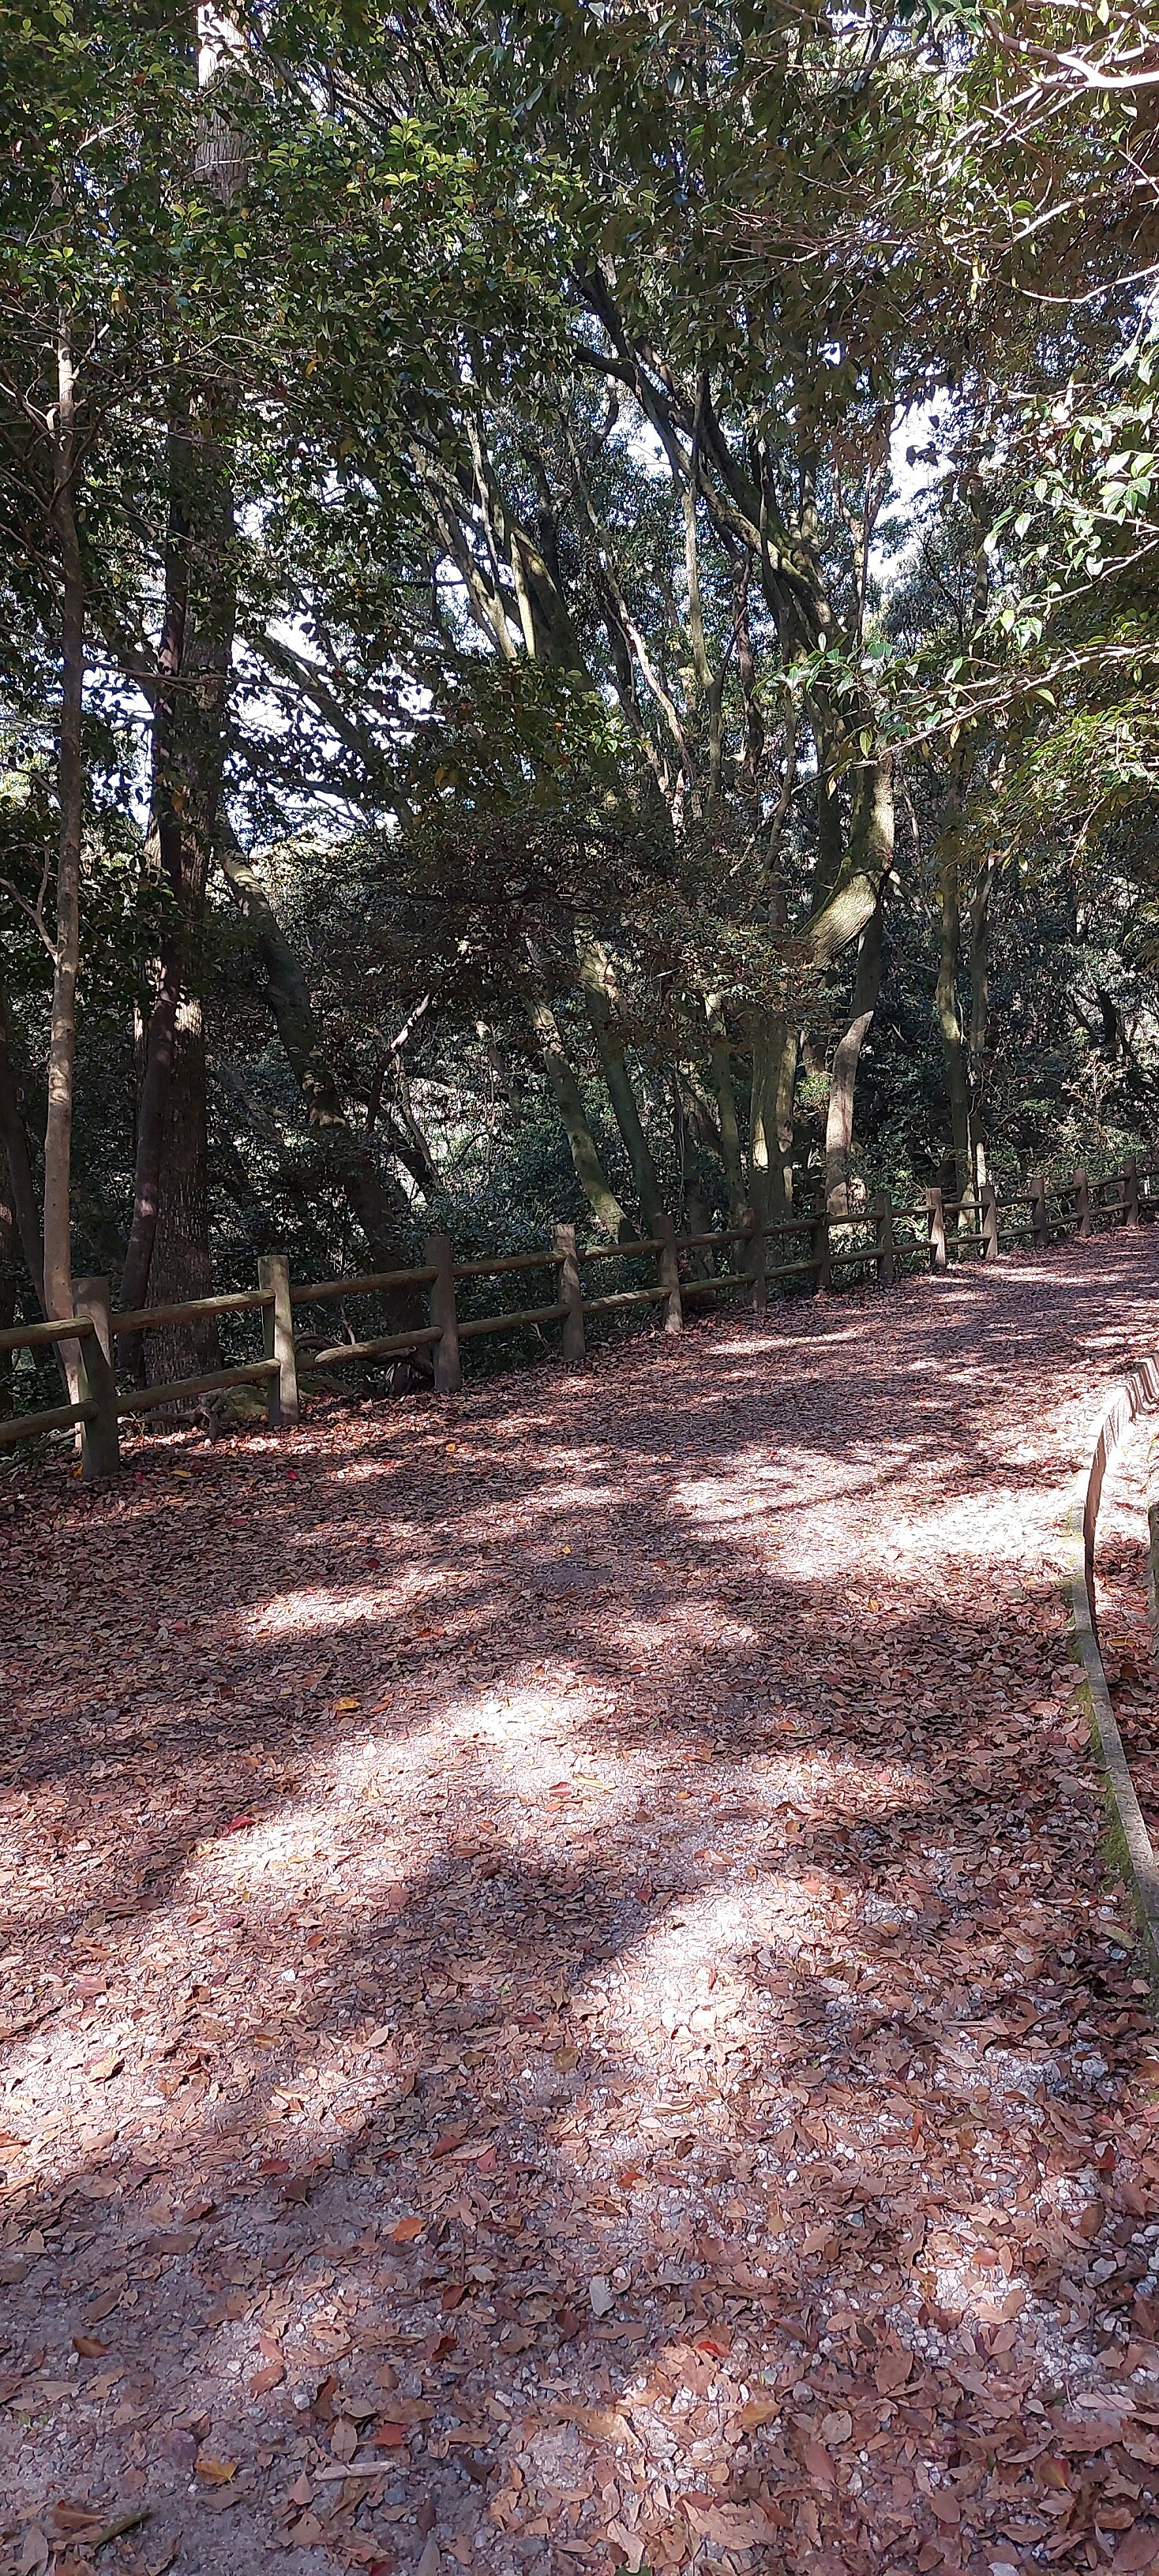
[43,320,84,1400]
[0,964,45,1308]
[525,987,626,1237]
[824,901,884,1215]
[705,998,747,1223]
[967,856,993,1191]
[119,409,190,1333]
[219,829,420,1295]
[0,1172,17,1418]
[145,991,220,1380]
[576,935,666,1230]
[139,24,246,1372]
[936,848,972,1206]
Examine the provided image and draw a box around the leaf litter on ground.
[1,1237,1159,2573]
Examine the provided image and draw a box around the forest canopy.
[3,0,1159,1395]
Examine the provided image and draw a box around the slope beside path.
[2,1235,1159,2576]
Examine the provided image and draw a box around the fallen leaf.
[682,2499,779,2547]
[589,2275,615,2318]
[194,2454,238,2485]
[391,2215,423,2243]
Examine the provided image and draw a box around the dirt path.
[3,1236,1159,2576]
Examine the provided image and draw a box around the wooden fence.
[2,1151,1156,1480]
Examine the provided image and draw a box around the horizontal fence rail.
[1,1154,1156,1478]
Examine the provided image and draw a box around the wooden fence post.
[427,1230,462,1393]
[872,1189,895,1289]
[746,1210,767,1312]
[1125,1154,1141,1226]
[981,1180,1000,1260]
[657,1212,683,1335]
[926,1187,947,1274]
[72,1276,120,1480]
[811,1211,831,1294]
[1029,1172,1048,1249]
[1075,1169,1091,1238]
[259,1252,299,1428]
[555,1222,585,1363]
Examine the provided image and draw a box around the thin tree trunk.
[967,856,993,1193]
[577,936,665,1230]
[525,988,626,1237]
[936,849,972,1205]
[0,1178,17,1418]
[824,902,884,1215]
[0,964,44,1309]
[44,320,84,1399]
[706,998,746,1223]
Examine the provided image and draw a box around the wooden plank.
[675,1226,751,1251]
[458,1301,569,1339]
[117,1361,279,1416]
[0,1313,93,1357]
[290,1265,435,1305]
[307,1327,442,1369]
[764,1259,822,1283]
[580,1238,663,1263]
[114,1288,272,1333]
[453,1249,564,1279]
[681,1274,746,1297]
[582,1286,667,1317]
[0,1398,96,1447]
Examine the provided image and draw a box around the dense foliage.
[2,0,1159,1396]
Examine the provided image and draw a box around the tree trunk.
[119,408,190,1335]
[219,829,420,1301]
[936,848,972,1206]
[967,856,993,1192]
[144,992,220,1382]
[748,1013,798,1222]
[705,998,747,1222]
[141,25,246,1370]
[525,990,626,1237]
[44,320,84,1401]
[824,901,884,1215]
[0,963,44,1309]
[0,1177,17,1419]
[577,936,666,1230]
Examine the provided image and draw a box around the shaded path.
[2,1237,1159,2576]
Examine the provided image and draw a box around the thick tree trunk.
[577,937,665,1230]
[44,323,84,1402]
[141,398,233,1366]
[120,408,190,1331]
[705,999,747,1223]
[748,1013,798,1222]
[824,901,884,1215]
[219,830,419,1298]
[525,990,626,1237]
[144,992,220,1381]
[139,28,246,1371]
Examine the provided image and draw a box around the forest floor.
[2,1237,1159,2576]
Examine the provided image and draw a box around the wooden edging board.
[1066,1354,1159,1980]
